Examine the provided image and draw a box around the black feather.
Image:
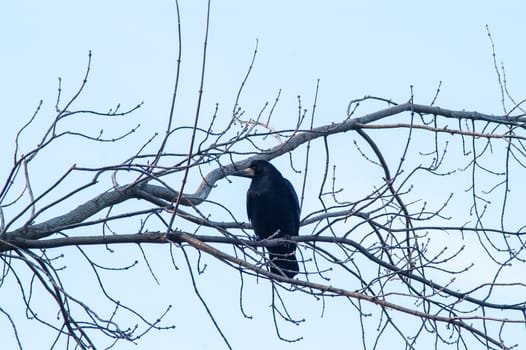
[236,160,300,278]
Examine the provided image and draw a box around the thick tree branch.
[4,102,524,243]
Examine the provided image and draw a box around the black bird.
[233,159,300,278]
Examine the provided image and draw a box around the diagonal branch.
[4,103,523,243]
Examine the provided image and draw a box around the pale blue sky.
[1,1,526,349]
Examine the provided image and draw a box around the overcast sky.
[1,1,526,349]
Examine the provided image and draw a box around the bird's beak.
[231,167,255,178]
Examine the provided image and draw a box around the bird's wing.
[283,178,301,234]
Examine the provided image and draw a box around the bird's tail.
[268,252,299,278]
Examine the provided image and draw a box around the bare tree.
[1,5,525,349]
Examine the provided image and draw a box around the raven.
[233,159,300,278]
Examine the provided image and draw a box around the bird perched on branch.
[232,159,300,278]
